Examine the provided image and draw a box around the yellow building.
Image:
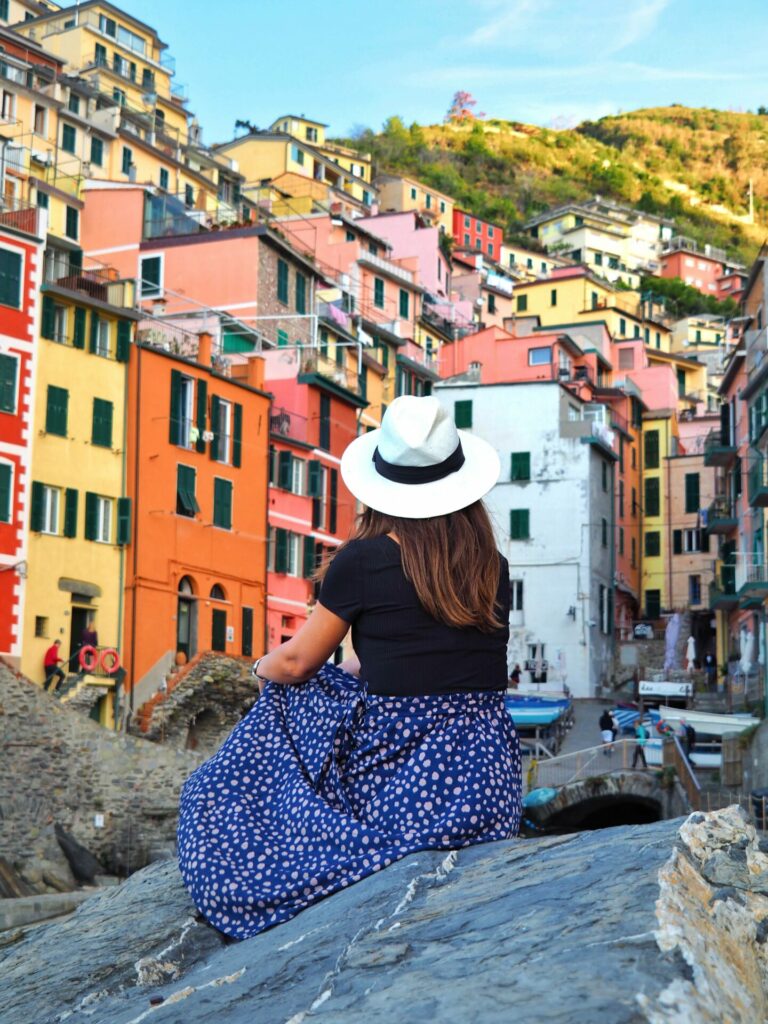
[22,253,138,725]
[500,243,570,280]
[217,114,376,216]
[640,411,679,619]
[375,174,454,234]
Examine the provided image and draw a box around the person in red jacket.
[43,640,66,692]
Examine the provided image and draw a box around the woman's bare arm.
[255,602,350,689]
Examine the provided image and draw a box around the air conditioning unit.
[202,430,214,443]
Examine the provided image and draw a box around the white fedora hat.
[340,395,500,518]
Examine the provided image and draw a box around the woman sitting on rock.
[178,396,522,939]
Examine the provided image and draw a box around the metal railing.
[270,406,308,444]
[300,351,364,398]
[528,738,638,790]
[0,197,41,237]
[663,735,701,810]
[749,459,768,503]
[44,253,135,309]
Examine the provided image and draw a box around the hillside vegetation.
[341,106,768,266]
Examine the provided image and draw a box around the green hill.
[339,106,768,267]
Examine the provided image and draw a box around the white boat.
[644,739,721,770]
[657,706,760,738]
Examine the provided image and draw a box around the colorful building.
[453,208,502,263]
[660,236,744,301]
[122,333,270,712]
[374,174,455,234]
[0,205,45,668]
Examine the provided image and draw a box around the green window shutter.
[45,385,68,436]
[278,450,293,489]
[275,528,289,573]
[116,497,131,545]
[213,478,232,529]
[510,509,530,540]
[90,136,104,166]
[295,273,306,314]
[302,534,316,578]
[700,528,710,553]
[510,452,530,481]
[209,393,221,460]
[685,473,700,513]
[63,488,78,537]
[232,403,242,467]
[307,459,322,497]
[645,478,660,517]
[116,320,131,362]
[399,289,409,319]
[0,248,22,308]
[169,369,182,444]
[319,328,329,357]
[645,531,660,557]
[673,529,682,555]
[41,295,56,340]
[91,398,113,447]
[196,379,208,454]
[0,353,17,412]
[176,464,199,515]
[644,430,659,469]
[374,278,384,308]
[329,468,338,534]
[241,606,253,657]
[277,259,289,304]
[73,307,86,349]
[84,491,98,541]
[268,445,277,485]
[89,311,99,353]
[30,481,44,531]
[65,206,78,240]
[454,400,472,429]
[0,463,11,523]
[516,294,528,313]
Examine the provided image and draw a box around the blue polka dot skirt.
[177,665,522,939]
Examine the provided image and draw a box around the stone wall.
[0,659,205,878]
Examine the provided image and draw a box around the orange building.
[123,331,270,711]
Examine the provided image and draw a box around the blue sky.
[125,0,768,142]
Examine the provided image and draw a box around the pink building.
[359,211,451,299]
[660,238,745,302]
[0,206,45,665]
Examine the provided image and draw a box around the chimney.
[197,331,213,367]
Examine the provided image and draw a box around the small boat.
[612,705,759,770]
[656,706,760,737]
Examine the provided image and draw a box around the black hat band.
[372,441,465,484]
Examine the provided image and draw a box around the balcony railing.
[44,253,135,309]
[748,458,768,507]
[300,351,365,399]
[0,197,41,237]
[270,406,308,444]
[0,59,34,89]
[357,250,414,285]
[421,304,479,340]
[745,328,768,377]
[706,495,738,534]
[703,427,737,467]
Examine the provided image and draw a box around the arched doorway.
[177,576,197,662]
[210,583,227,652]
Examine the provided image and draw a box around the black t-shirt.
[319,535,510,696]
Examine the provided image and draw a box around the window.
[619,317,627,336]
[685,472,700,513]
[295,273,306,315]
[599,584,610,634]
[277,329,288,347]
[601,517,608,547]
[618,348,634,370]
[440,200,446,213]
[645,478,660,517]
[176,464,199,516]
[45,385,68,437]
[516,294,528,313]
[92,398,113,448]
[510,452,530,481]
[214,398,232,464]
[90,136,104,166]
[528,347,552,366]
[121,146,133,175]
[374,277,385,309]
[631,537,637,568]
[61,123,77,153]
[645,590,661,619]
[0,248,22,309]
[34,615,48,638]
[677,368,686,399]
[464,234,470,246]
[52,304,67,343]
[399,289,409,319]
[185,184,194,207]
[170,372,195,447]
[32,104,46,137]
[509,579,523,611]
[362,190,372,207]
[655,332,661,349]
[618,479,624,517]
[94,318,110,357]
[1,89,15,120]
[618,527,624,555]
[277,259,289,304]
[0,352,17,412]
[601,461,608,492]
[645,531,660,557]
[65,206,79,241]
[98,13,117,35]
[319,393,331,450]
[550,289,557,306]
[95,42,107,66]
[487,293,496,314]
[487,243,493,256]
[159,167,169,190]
[139,254,162,298]
[689,575,701,606]
[591,291,599,310]
[681,528,703,553]
[291,456,305,495]
[0,0,8,19]
[644,430,659,469]
[94,496,112,543]
[291,144,305,166]
[510,509,530,540]
[410,187,417,200]
[37,190,49,210]
[631,487,637,515]
[0,461,11,522]
[454,400,472,428]
[213,478,233,530]
[41,485,59,534]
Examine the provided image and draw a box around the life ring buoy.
[656,719,674,737]
[78,645,99,672]
[99,648,121,674]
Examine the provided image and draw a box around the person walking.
[178,395,522,940]
[599,708,614,755]
[509,664,521,688]
[43,639,66,692]
[632,719,648,769]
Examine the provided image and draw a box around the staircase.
[58,675,110,714]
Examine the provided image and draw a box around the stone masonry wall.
[0,659,206,877]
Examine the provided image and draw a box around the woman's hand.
[252,604,351,685]
[338,655,361,677]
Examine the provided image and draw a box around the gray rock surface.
[1,817,695,1024]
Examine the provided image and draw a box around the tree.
[445,91,485,124]
[234,119,258,135]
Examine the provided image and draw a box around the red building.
[660,238,745,303]
[453,208,502,263]
[0,206,45,666]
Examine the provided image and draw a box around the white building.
[434,378,616,697]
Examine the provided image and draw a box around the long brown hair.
[320,501,504,632]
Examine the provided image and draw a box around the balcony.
[43,253,135,309]
[703,427,737,467]
[748,458,768,507]
[745,328,768,378]
[736,556,768,605]
[0,198,42,238]
[706,496,738,534]
[357,250,414,286]
[270,406,308,444]
[709,573,738,611]
[299,351,366,403]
